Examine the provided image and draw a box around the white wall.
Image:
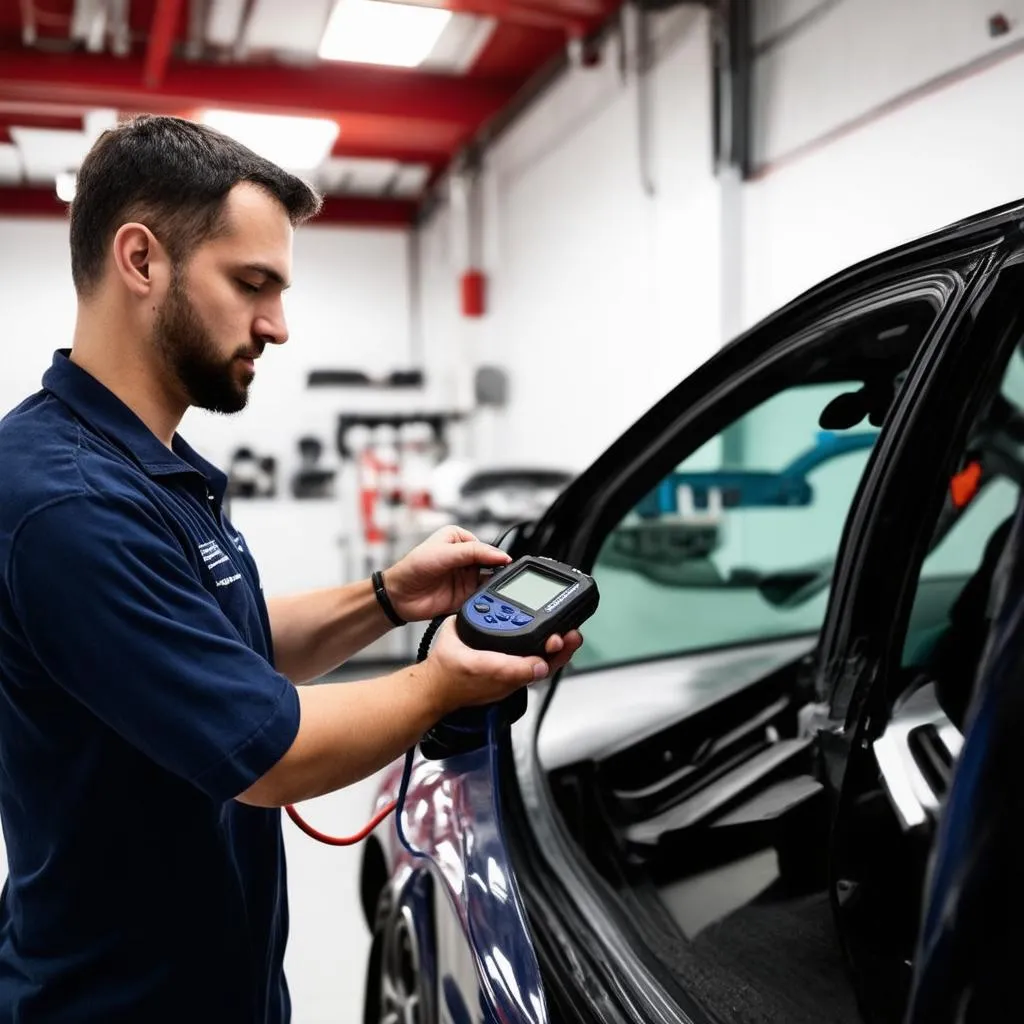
[0,220,78,416]
[417,6,722,474]
[744,0,1024,324]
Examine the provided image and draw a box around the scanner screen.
[495,569,570,611]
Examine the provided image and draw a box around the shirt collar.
[42,349,228,504]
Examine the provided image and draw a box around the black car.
[362,198,1024,1024]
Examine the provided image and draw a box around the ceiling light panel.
[318,156,399,195]
[205,0,248,47]
[83,109,118,140]
[9,127,91,185]
[319,0,453,68]
[390,163,431,197]
[55,171,77,202]
[420,12,496,73]
[244,0,335,56]
[201,111,339,171]
[0,143,22,185]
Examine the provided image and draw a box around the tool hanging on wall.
[355,424,401,577]
[337,411,465,659]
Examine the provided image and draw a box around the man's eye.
[237,280,261,294]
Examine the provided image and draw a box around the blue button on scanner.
[496,613,511,622]
[500,605,515,615]
[511,615,531,627]
[484,615,497,624]
[474,602,491,614]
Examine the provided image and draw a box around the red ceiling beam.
[0,186,417,228]
[0,99,98,119]
[0,50,518,129]
[144,0,185,89]
[0,187,69,217]
[317,197,417,228]
[0,112,83,133]
[330,139,449,168]
[441,0,585,33]
[448,0,608,20]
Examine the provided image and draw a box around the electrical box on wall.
[475,366,508,408]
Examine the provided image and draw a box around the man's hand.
[383,525,512,624]
[422,618,584,716]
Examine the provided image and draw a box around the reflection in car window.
[575,383,880,669]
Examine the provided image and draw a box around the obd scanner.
[419,556,599,760]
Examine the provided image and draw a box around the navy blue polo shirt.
[0,351,301,1022]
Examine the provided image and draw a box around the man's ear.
[111,222,171,299]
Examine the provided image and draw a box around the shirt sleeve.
[7,490,301,803]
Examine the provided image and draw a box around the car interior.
[535,306,1024,1024]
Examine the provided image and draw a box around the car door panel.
[373,742,548,1024]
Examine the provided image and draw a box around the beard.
[153,276,258,415]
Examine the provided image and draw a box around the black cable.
[392,614,448,860]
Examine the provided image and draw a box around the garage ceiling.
[0,0,620,225]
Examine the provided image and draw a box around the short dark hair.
[69,115,323,295]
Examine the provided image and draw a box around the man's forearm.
[266,580,393,684]
[235,663,446,807]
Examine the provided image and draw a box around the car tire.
[364,887,436,1024]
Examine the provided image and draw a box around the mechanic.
[0,115,583,1023]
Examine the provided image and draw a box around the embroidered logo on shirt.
[199,540,242,588]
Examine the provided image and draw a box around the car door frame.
[817,247,1024,727]
[805,243,1024,1013]
[500,219,1024,1024]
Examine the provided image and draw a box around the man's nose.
[253,308,288,346]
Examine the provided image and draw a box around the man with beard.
[0,116,582,1023]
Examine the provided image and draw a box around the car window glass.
[902,346,1024,669]
[573,383,879,670]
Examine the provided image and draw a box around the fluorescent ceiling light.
[319,0,452,67]
[55,171,77,203]
[201,111,339,171]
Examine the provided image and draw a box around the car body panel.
[372,738,547,1024]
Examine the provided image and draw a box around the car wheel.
[365,892,435,1024]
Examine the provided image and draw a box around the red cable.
[284,800,397,847]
